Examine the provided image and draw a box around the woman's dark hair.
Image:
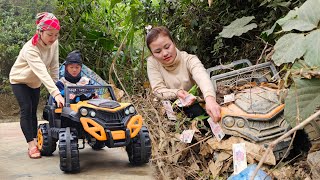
[146,26,174,52]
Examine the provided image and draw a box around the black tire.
[88,140,105,150]
[37,123,56,156]
[126,126,152,165]
[59,127,80,172]
[304,117,320,144]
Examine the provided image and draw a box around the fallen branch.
[250,109,320,180]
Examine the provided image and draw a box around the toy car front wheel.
[126,126,152,165]
[37,123,56,156]
[59,127,80,172]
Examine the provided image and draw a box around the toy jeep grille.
[208,62,280,91]
[96,110,125,130]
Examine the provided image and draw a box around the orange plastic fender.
[127,115,143,138]
[80,117,107,141]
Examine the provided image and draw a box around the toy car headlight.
[129,106,135,114]
[125,109,130,115]
[223,117,235,127]
[237,119,245,128]
[89,111,96,117]
[80,108,88,116]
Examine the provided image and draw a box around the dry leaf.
[110,84,125,100]
[220,159,232,173]
[208,0,213,7]
[207,136,276,165]
[244,141,276,165]
[200,142,213,156]
[190,162,200,171]
[207,136,244,150]
[261,82,279,89]
[216,151,231,162]
[191,120,201,133]
[208,159,224,178]
[171,141,187,163]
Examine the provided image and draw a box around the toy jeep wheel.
[304,116,320,145]
[37,123,56,156]
[59,127,80,172]
[126,126,152,165]
[88,140,105,150]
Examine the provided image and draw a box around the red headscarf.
[32,12,60,46]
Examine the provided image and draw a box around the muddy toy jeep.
[207,60,291,160]
[37,85,151,172]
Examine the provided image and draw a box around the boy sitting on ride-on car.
[56,50,96,103]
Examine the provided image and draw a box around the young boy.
[56,50,95,102]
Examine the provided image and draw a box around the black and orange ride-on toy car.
[37,85,151,172]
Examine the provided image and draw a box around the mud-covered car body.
[207,60,291,160]
[38,84,151,172]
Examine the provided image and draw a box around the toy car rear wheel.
[304,116,320,146]
[37,123,56,156]
[126,126,152,165]
[59,127,80,172]
[88,140,105,150]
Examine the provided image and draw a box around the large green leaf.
[276,0,320,32]
[219,16,257,38]
[284,78,320,127]
[272,33,306,66]
[304,29,320,67]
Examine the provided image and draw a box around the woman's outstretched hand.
[54,94,65,107]
[177,89,196,106]
[205,96,221,122]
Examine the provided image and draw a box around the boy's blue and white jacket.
[56,76,93,102]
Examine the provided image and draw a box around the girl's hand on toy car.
[55,94,65,107]
[205,96,221,123]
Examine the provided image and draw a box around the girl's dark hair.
[146,26,174,52]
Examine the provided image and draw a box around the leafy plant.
[219,16,257,38]
[262,0,320,126]
[0,0,54,78]
[284,78,320,127]
[264,0,320,67]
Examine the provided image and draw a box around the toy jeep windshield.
[207,60,291,160]
[38,85,151,172]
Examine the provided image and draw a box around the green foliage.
[0,0,307,97]
[272,33,306,66]
[284,78,320,127]
[219,16,257,38]
[265,0,320,67]
[271,0,320,32]
[263,0,320,126]
[54,0,161,94]
[0,0,55,78]
[161,0,301,67]
[304,29,320,67]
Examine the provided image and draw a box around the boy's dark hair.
[65,50,82,66]
[146,26,174,53]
